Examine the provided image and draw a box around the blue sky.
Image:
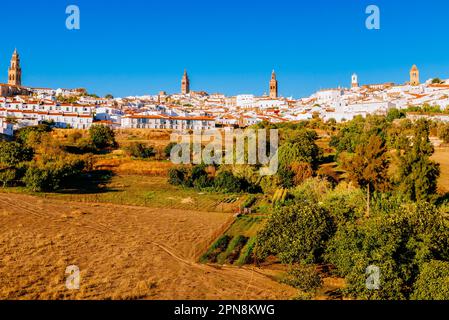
[1,0,448,98]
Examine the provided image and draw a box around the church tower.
[351,73,359,88]
[269,70,278,99]
[181,69,190,94]
[8,49,22,87]
[410,65,420,86]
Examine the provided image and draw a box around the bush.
[0,141,34,165]
[214,171,246,193]
[168,167,189,186]
[22,158,86,192]
[412,260,449,300]
[89,125,116,150]
[438,123,449,143]
[164,142,177,158]
[125,142,155,159]
[325,202,449,300]
[0,169,17,187]
[255,201,333,264]
[281,265,323,293]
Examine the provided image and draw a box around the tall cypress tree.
[399,119,440,202]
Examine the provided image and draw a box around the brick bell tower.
[181,69,190,94]
[410,65,420,86]
[269,70,278,99]
[8,49,22,87]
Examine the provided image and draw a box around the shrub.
[168,167,189,186]
[281,264,323,293]
[0,169,17,187]
[255,201,333,264]
[22,158,86,192]
[0,141,34,165]
[325,202,449,300]
[214,171,246,193]
[125,142,155,159]
[89,125,116,150]
[164,142,177,158]
[438,123,449,143]
[412,260,449,300]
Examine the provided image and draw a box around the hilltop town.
[1,49,449,137]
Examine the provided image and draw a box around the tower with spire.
[8,49,22,87]
[269,70,278,99]
[181,69,190,95]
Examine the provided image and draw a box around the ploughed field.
[0,193,295,300]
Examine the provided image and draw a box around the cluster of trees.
[331,114,440,203]
[251,113,449,299]
[168,164,259,193]
[0,124,116,192]
[254,178,449,299]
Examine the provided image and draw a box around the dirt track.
[0,193,295,300]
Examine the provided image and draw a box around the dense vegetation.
[250,113,449,300]
[0,124,116,192]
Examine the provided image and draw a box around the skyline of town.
[0,48,445,99]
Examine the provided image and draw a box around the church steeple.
[269,70,278,99]
[181,69,190,94]
[8,49,22,87]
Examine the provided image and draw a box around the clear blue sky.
[1,0,448,98]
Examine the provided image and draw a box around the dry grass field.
[0,192,296,300]
[432,146,449,193]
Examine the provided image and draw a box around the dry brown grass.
[0,193,296,300]
[432,146,449,193]
[94,157,174,176]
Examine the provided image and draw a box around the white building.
[236,95,255,109]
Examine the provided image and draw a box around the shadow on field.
[56,170,117,195]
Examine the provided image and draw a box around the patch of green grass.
[200,235,231,263]
[236,237,257,266]
[7,175,240,213]
[216,235,249,265]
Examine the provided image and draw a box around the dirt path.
[0,192,296,300]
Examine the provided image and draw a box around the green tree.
[342,134,390,193]
[0,142,34,165]
[326,202,449,300]
[438,123,449,143]
[255,201,333,264]
[89,125,116,150]
[214,171,246,193]
[0,169,16,187]
[125,142,155,158]
[398,120,440,201]
[412,260,449,300]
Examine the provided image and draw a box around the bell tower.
[181,69,190,94]
[8,49,22,87]
[269,70,278,99]
[351,73,359,88]
[410,65,420,86]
